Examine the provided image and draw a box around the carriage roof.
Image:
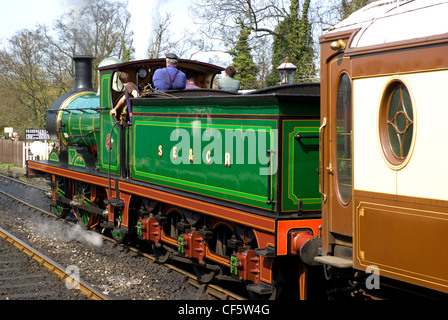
[323,0,448,49]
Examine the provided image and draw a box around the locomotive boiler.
[27,54,322,299]
[46,56,100,168]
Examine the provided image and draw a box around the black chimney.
[73,56,94,92]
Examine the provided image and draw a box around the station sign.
[26,129,50,140]
[4,127,13,138]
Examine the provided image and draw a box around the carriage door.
[326,55,353,241]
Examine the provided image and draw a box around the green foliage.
[229,25,258,90]
[0,162,22,175]
[0,29,60,137]
[267,0,315,86]
[340,0,374,19]
[120,35,133,63]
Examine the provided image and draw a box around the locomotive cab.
[100,58,225,123]
[96,58,225,179]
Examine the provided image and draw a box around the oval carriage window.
[379,81,414,167]
[336,74,352,205]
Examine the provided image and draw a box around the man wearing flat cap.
[152,53,186,91]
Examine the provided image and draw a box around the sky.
[0,0,203,61]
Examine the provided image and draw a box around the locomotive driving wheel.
[111,212,127,243]
[73,181,99,229]
[53,176,70,219]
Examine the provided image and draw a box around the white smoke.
[128,0,163,60]
[35,218,103,247]
[61,0,92,56]
[60,0,185,60]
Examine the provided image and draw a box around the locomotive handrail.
[63,129,101,138]
[47,107,109,113]
[107,120,123,204]
[294,134,319,142]
[266,149,276,206]
[319,117,327,203]
[140,91,181,99]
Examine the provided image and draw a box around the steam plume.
[62,0,93,56]
[129,0,162,59]
[36,218,103,247]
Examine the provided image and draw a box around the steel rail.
[0,224,110,300]
[0,173,49,192]
[0,180,246,300]
[124,246,246,300]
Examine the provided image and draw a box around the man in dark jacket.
[153,53,186,91]
[110,72,140,122]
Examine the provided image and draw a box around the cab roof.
[97,58,224,75]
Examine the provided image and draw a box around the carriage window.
[379,81,414,168]
[336,74,352,205]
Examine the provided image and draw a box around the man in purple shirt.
[152,53,186,91]
[185,72,200,89]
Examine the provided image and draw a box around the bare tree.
[0,29,57,134]
[40,0,134,92]
[0,0,134,138]
[189,0,310,61]
[148,13,173,58]
[311,0,375,34]
[48,0,133,63]
[148,13,210,60]
[251,36,272,88]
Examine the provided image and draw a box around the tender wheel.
[153,245,170,263]
[210,224,234,257]
[255,257,303,300]
[163,207,182,239]
[192,264,220,283]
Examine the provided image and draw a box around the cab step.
[314,255,353,268]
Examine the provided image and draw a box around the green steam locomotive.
[28,55,321,299]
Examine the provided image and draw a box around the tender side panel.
[131,100,279,212]
[281,119,320,213]
[26,160,276,233]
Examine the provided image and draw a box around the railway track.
[0,225,107,300]
[0,174,246,300]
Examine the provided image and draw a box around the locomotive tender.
[27,56,321,299]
